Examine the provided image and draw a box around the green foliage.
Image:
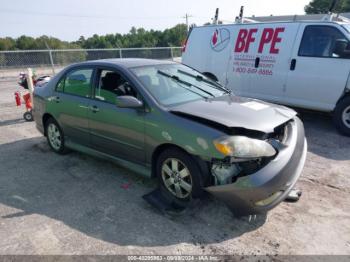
[305,0,350,14]
[0,24,187,51]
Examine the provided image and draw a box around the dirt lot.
[0,79,349,255]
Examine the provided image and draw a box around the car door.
[52,67,94,145]
[87,67,145,164]
[248,23,300,103]
[284,24,350,111]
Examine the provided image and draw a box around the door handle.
[90,105,99,113]
[290,59,297,71]
[254,57,260,68]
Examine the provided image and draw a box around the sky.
[0,0,311,41]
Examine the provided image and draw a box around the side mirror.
[334,39,348,56]
[116,95,143,108]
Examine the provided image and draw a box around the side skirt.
[65,140,152,178]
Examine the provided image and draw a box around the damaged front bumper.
[205,117,307,216]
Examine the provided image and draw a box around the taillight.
[182,26,193,53]
[182,38,188,53]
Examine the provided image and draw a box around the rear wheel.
[334,96,350,136]
[156,148,207,201]
[45,118,68,154]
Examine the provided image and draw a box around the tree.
[0,37,16,50]
[305,0,350,14]
[0,23,187,51]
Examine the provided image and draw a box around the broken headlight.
[213,136,276,159]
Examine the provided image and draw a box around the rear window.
[56,68,93,97]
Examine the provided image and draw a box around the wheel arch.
[150,143,210,180]
[42,113,55,136]
[336,91,350,107]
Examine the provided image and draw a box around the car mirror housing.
[116,95,143,108]
[334,39,348,56]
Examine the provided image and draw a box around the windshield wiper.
[157,70,215,98]
[177,69,231,94]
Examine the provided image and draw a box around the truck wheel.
[334,96,350,136]
[45,118,69,154]
[156,148,207,201]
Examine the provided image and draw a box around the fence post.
[48,49,55,75]
[170,47,174,61]
[119,49,123,58]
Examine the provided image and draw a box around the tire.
[334,96,350,136]
[23,111,33,122]
[45,118,69,154]
[156,147,208,201]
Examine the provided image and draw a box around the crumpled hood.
[170,95,296,133]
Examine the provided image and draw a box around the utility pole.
[183,13,193,32]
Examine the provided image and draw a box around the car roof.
[76,58,176,69]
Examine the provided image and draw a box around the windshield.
[343,24,350,34]
[131,64,228,106]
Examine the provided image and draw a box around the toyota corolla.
[33,59,307,215]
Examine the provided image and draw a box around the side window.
[95,70,138,104]
[62,68,93,97]
[299,26,350,58]
[56,78,64,92]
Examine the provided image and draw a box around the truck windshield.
[131,64,228,106]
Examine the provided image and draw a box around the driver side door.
[284,24,350,111]
[87,67,146,164]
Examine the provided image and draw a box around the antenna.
[239,6,244,20]
[329,0,339,13]
[322,0,339,21]
[235,6,244,23]
[213,8,219,24]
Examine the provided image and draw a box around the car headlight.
[213,136,276,158]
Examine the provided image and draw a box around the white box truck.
[182,18,350,136]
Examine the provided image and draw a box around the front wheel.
[45,118,68,154]
[156,148,207,201]
[334,96,350,136]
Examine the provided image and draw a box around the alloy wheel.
[342,105,350,129]
[47,123,62,151]
[161,158,193,199]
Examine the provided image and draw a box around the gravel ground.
[0,79,349,255]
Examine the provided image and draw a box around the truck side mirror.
[334,39,348,56]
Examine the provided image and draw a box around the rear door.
[87,67,145,164]
[53,67,94,145]
[284,23,350,111]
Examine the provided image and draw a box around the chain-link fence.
[0,47,182,78]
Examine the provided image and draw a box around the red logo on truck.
[212,30,218,45]
[210,28,231,52]
[234,27,285,54]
